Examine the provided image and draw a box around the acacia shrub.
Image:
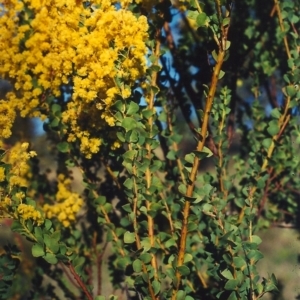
[0,0,299,299]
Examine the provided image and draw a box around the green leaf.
[193,147,213,159]
[116,131,125,142]
[184,153,195,163]
[183,253,193,263]
[73,256,85,267]
[149,160,162,172]
[167,150,177,160]
[43,253,58,264]
[34,227,44,244]
[251,235,262,245]
[262,138,272,151]
[227,291,238,300]
[270,108,281,119]
[224,40,231,50]
[176,290,186,300]
[140,253,152,264]
[50,118,59,128]
[202,203,213,215]
[126,101,139,115]
[141,238,151,252]
[186,10,198,20]
[178,184,187,195]
[187,222,197,232]
[57,142,70,153]
[196,12,207,27]
[26,220,33,232]
[124,231,135,244]
[123,178,133,189]
[95,196,106,205]
[143,108,155,119]
[267,120,280,136]
[133,259,142,272]
[283,74,290,84]
[56,253,69,263]
[286,85,297,97]
[123,150,137,160]
[177,265,190,276]
[44,234,60,254]
[222,17,230,26]
[221,269,234,279]
[32,243,45,257]
[248,250,264,263]
[212,50,218,62]
[51,104,61,114]
[165,238,177,249]
[121,117,138,132]
[128,130,139,143]
[116,257,130,270]
[152,280,161,296]
[122,204,132,214]
[44,219,52,231]
[113,100,124,113]
[233,257,246,269]
[224,279,239,290]
[218,70,225,79]
[150,65,161,72]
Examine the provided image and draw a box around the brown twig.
[273,0,291,59]
[144,27,161,288]
[93,231,108,296]
[67,263,93,300]
[171,44,228,300]
[60,262,79,289]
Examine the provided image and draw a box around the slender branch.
[102,160,121,189]
[273,0,291,59]
[60,262,80,289]
[128,146,142,251]
[67,263,93,300]
[94,235,108,296]
[125,154,157,299]
[142,29,162,288]
[172,48,227,299]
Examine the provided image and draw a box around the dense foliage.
[0,0,299,299]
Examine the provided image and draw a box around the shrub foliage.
[0,0,299,299]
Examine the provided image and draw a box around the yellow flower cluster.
[0,102,17,139]
[4,142,37,187]
[0,0,149,157]
[43,174,83,227]
[17,203,44,226]
[0,142,38,221]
